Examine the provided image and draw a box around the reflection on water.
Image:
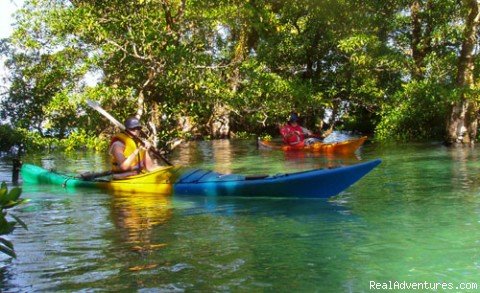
[281,148,362,170]
[108,192,174,273]
[110,192,172,255]
[3,137,480,291]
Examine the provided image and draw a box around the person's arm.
[143,149,158,171]
[301,126,313,136]
[140,141,158,171]
[111,142,142,171]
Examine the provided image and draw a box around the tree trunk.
[410,0,434,80]
[208,13,251,138]
[445,0,480,146]
[209,102,230,138]
[410,0,424,79]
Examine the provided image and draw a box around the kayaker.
[109,117,157,178]
[280,112,322,146]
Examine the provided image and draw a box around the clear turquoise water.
[1,138,480,292]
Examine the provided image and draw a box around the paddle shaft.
[86,100,173,166]
[78,170,114,180]
[125,128,173,166]
[78,166,147,180]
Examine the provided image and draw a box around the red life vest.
[280,124,305,146]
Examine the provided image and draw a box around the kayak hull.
[174,159,381,198]
[20,164,182,194]
[259,136,367,154]
[20,159,381,198]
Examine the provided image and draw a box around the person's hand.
[142,141,152,150]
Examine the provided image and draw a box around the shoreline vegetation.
[2,1,480,153]
[1,122,372,155]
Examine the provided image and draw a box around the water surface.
[1,138,479,292]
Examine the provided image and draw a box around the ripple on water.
[2,141,480,291]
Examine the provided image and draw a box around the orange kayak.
[258,136,368,154]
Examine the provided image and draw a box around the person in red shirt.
[280,113,321,146]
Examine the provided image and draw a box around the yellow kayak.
[21,164,184,194]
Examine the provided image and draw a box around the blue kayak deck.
[173,159,381,197]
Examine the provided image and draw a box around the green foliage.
[57,129,108,152]
[259,134,273,141]
[232,131,256,140]
[0,125,23,152]
[14,128,55,152]
[375,80,450,141]
[0,0,477,143]
[9,128,108,153]
[0,182,28,259]
[232,60,311,131]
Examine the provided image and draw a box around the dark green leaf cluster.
[376,80,451,141]
[0,124,23,153]
[0,182,28,259]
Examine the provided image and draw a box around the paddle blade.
[86,99,125,130]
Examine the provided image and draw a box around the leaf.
[0,240,16,258]
[0,219,16,235]
[7,187,22,201]
[2,202,20,209]
[0,237,14,250]
[11,214,28,230]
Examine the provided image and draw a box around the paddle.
[77,170,115,180]
[86,100,174,166]
[77,168,148,180]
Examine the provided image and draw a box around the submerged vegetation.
[1,0,480,152]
